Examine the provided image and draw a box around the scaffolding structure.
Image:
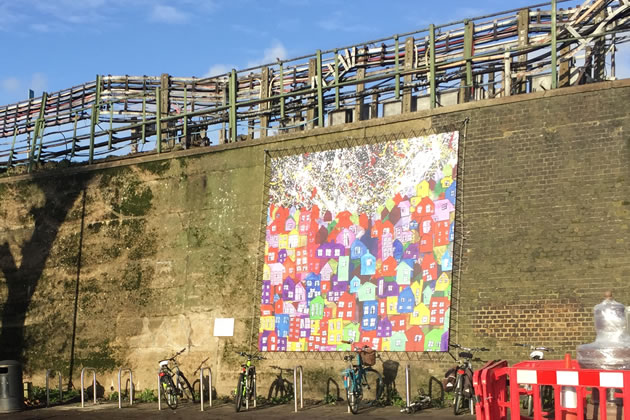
[0,0,629,174]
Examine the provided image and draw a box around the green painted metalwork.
[71,114,79,157]
[94,75,102,120]
[334,50,340,109]
[316,50,324,127]
[155,87,162,153]
[551,0,558,89]
[183,86,188,142]
[36,120,46,162]
[430,24,436,109]
[7,127,17,167]
[141,98,146,143]
[108,100,113,150]
[394,35,400,100]
[230,69,237,142]
[464,20,474,89]
[88,102,97,164]
[28,92,47,172]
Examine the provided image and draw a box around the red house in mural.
[414,197,435,220]
[391,314,409,332]
[338,292,356,321]
[405,326,425,351]
[360,330,380,350]
[421,254,438,282]
[434,220,450,246]
[429,296,450,325]
[381,256,397,277]
[419,234,433,253]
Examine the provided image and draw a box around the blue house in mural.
[393,239,404,261]
[349,276,361,293]
[446,181,457,206]
[350,239,368,260]
[361,251,376,276]
[397,286,415,313]
[450,222,455,242]
[361,300,378,331]
[305,273,321,300]
[275,314,290,337]
[409,219,419,231]
[441,250,453,271]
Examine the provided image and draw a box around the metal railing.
[80,367,97,407]
[156,369,163,410]
[45,369,62,407]
[117,367,133,408]
[199,366,212,411]
[0,0,628,175]
[293,365,303,412]
[405,364,412,409]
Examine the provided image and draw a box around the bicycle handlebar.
[236,351,266,360]
[514,343,555,351]
[451,343,490,352]
[165,347,186,361]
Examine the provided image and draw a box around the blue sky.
[0,0,628,106]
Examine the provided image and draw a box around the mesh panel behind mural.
[259,132,459,352]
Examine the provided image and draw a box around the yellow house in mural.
[386,296,399,315]
[298,234,308,247]
[263,264,270,281]
[278,234,289,250]
[381,337,391,351]
[440,175,453,189]
[416,180,430,198]
[288,228,300,249]
[310,319,320,336]
[436,273,451,292]
[288,339,306,351]
[410,281,424,305]
[410,303,430,325]
[260,315,275,331]
[328,318,344,345]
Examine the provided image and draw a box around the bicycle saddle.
[159,360,169,367]
[458,351,473,359]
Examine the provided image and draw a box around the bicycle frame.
[343,352,365,393]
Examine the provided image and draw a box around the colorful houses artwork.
[260,133,458,352]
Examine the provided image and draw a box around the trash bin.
[0,360,24,412]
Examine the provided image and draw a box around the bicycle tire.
[453,374,464,415]
[363,368,384,402]
[160,375,178,410]
[235,373,245,412]
[178,372,196,402]
[347,384,360,414]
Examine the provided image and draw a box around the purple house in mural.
[441,330,449,351]
[278,249,288,264]
[261,280,271,304]
[377,278,399,298]
[282,276,297,300]
[331,274,348,293]
[403,243,419,261]
[316,242,345,260]
[433,199,454,222]
[285,216,296,232]
[381,233,393,260]
[259,331,272,351]
[377,317,393,338]
[277,337,287,351]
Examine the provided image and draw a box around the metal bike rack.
[117,367,134,408]
[80,367,97,407]
[245,371,257,410]
[45,369,62,407]
[293,365,303,412]
[199,367,212,411]
[405,364,411,409]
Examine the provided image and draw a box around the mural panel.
[259,132,459,351]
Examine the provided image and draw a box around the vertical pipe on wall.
[429,24,437,109]
[334,50,340,109]
[394,35,400,100]
[316,50,324,127]
[155,87,162,153]
[551,0,558,89]
[230,69,237,142]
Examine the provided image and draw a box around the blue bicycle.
[342,341,384,414]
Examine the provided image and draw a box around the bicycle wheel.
[178,372,196,402]
[363,368,384,402]
[235,373,245,412]
[160,375,178,410]
[346,382,360,414]
[453,374,464,415]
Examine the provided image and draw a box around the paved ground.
[0,400,476,419]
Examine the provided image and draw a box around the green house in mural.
[424,329,444,351]
[343,322,360,344]
[309,295,325,320]
[338,256,350,282]
[357,282,376,302]
[390,331,408,351]
[422,284,434,305]
[396,260,413,285]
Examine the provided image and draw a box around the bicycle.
[450,343,489,416]
[341,340,384,414]
[267,365,294,403]
[158,347,196,410]
[515,343,555,416]
[234,351,266,412]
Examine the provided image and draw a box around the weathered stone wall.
[0,80,628,399]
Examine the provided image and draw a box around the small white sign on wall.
[213,318,235,337]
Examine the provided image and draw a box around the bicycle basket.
[361,349,376,366]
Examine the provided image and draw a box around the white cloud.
[203,64,233,78]
[30,73,48,93]
[1,77,21,94]
[616,42,630,79]
[247,41,288,67]
[150,5,188,24]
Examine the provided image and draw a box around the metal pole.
[108,101,113,150]
[551,0,558,89]
[279,62,285,120]
[118,368,133,408]
[157,370,162,410]
[405,364,411,409]
[229,69,237,142]
[294,366,303,412]
[80,367,97,407]
[88,102,96,165]
[429,24,437,108]
[334,50,340,109]
[7,127,17,167]
[200,367,212,411]
[155,87,162,153]
[316,50,324,126]
[394,35,400,100]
